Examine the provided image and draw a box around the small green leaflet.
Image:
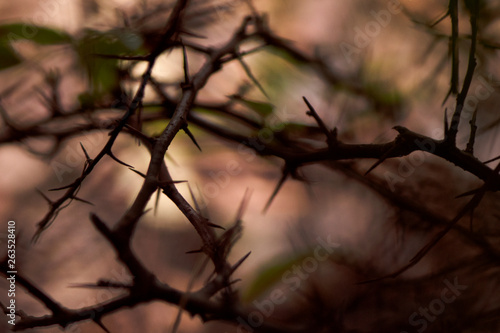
[0,23,72,45]
[77,28,145,56]
[75,29,145,95]
[0,23,72,70]
[242,250,313,302]
[265,45,302,67]
[242,246,352,302]
[0,44,21,70]
[236,97,274,118]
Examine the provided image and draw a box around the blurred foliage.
[74,28,146,97]
[0,23,72,45]
[0,23,72,70]
[235,96,275,118]
[243,246,353,302]
[0,43,21,70]
[242,250,314,302]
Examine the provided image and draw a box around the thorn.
[360,183,489,284]
[228,278,242,286]
[0,301,8,314]
[331,127,338,141]
[206,220,225,230]
[186,248,203,254]
[136,104,143,135]
[129,168,146,178]
[188,184,202,214]
[93,318,111,333]
[36,189,53,205]
[90,213,113,240]
[32,212,56,243]
[263,168,289,213]
[217,218,243,260]
[183,125,202,151]
[364,156,388,176]
[236,53,269,99]
[48,182,75,191]
[107,151,133,168]
[69,283,101,289]
[230,251,251,274]
[196,184,211,218]
[80,142,92,162]
[431,10,450,27]
[141,208,152,217]
[159,180,188,189]
[392,125,410,135]
[365,128,406,175]
[441,87,451,106]
[449,0,459,97]
[70,280,132,289]
[181,39,190,85]
[154,188,161,216]
[303,96,336,147]
[71,196,94,206]
[179,28,206,39]
[92,53,148,61]
[465,107,478,154]
[235,188,253,222]
[31,230,42,244]
[484,154,500,164]
[455,187,482,198]
[124,124,155,145]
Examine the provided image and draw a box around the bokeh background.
[0,0,499,332]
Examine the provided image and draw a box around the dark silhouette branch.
[0,1,498,332]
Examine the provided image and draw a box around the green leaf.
[0,43,21,70]
[242,250,313,302]
[280,122,313,133]
[237,98,274,117]
[77,29,144,56]
[192,107,218,117]
[73,29,146,95]
[114,30,143,51]
[365,82,402,106]
[265,45,302,67]
[0,23,72,45]
[77,92,98,109]
[144,119,169,136]
[242,246,353,302]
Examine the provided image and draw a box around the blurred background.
[0,0,499,332]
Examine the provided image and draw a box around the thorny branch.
[0,1,499,332]
[29,0,192,242]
